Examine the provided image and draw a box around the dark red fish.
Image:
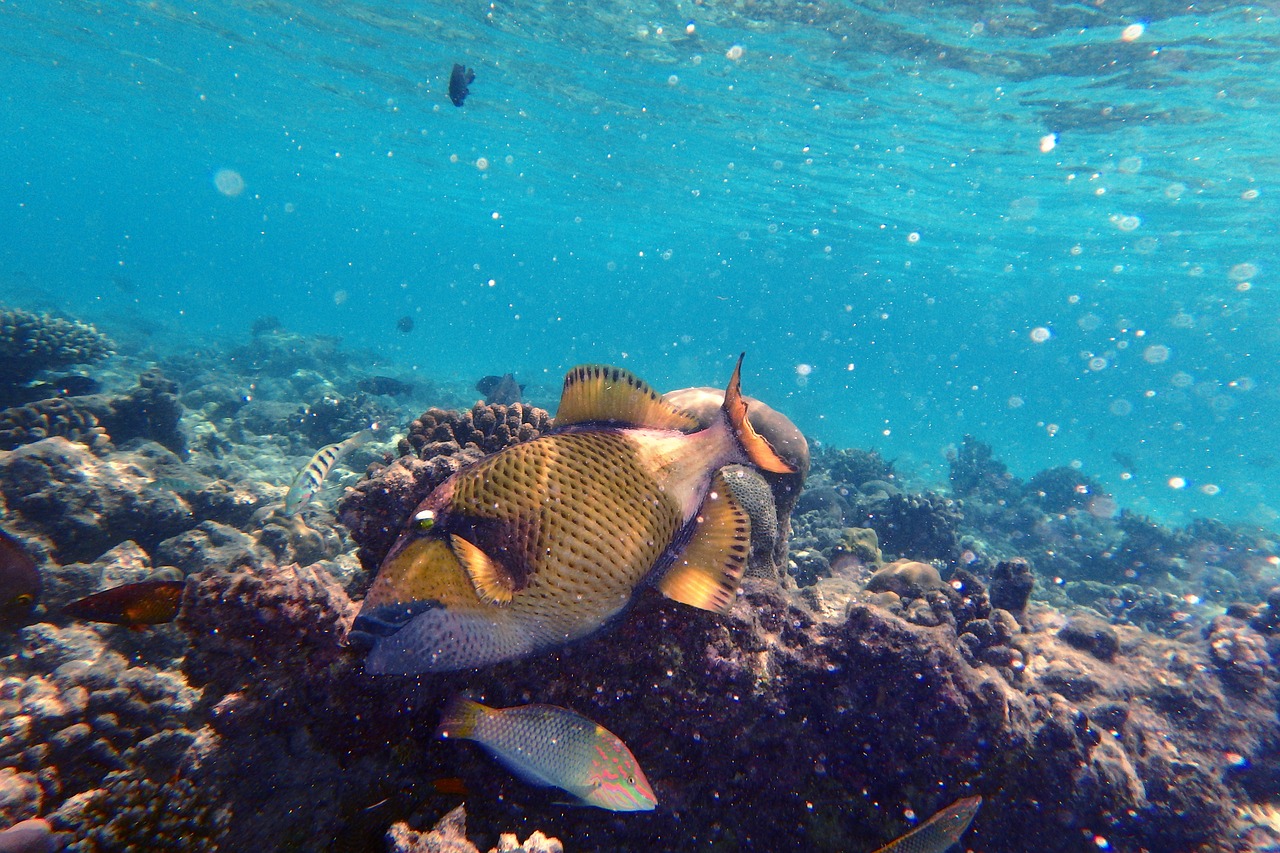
[0,529,40,626]
[64,579,185,629]
[430,777,469,796]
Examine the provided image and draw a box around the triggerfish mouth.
[352,354,797,674]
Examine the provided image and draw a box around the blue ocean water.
[2,0,1278,529]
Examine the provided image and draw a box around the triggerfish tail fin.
[722,354,796,474]
[436,696,489,741]
[659,469,751,613]
[554,365,701,431]
[872,795,983,853]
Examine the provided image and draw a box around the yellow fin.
[659,471,751,613]
[450,534,517,605]
[555,365,700,430]
[436,695,489,740]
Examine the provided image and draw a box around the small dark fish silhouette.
[357,376,415,397]
[396,315,415,334]
[475,373,523,405]
[1111,451,1138,472]
[449,63,475,107]
[0,529,40,627]
[64,579,185,629]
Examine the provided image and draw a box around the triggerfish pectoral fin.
[450,534,518,605]
[659,470,751,613]
[871,795,982,853]
[722,353,795,475]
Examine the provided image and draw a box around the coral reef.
[0,309,113,409]
[948,435,1021,500]
[0,369,185,456]
[387,805,562,853]
[1024,465,1107,515]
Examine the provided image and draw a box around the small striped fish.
[284,426,377,516]
[437,697,656,812]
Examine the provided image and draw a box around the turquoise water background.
[2,0,1278,527]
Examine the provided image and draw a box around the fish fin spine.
[436,696,488,740]
[555,365,700,431]
[722,353,795,474]
[658,470,751,613]
[449,534,517,605]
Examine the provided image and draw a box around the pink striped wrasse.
[436,697,656,812]
[284,425,378,516]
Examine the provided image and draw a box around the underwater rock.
[0,818,63,853]
[988,558,1035,615]
[0,769,43,827]
[0,439,193,565]
[387,805,563,853]
[178,556,356,703]
[865,559,952,599]
[1204,615,1271,692]
[49,765,227,852]
[1058,614,1120,661]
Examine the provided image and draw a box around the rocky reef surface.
[1,312,1278,852]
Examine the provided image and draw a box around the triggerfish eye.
[414,510,436,531]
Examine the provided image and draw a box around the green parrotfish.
[352,355,799,674]
[436,697,656,812]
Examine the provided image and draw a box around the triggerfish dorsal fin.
[723,354,795,474]
[450,534,517,605]
[555,365,701,431]
[659,470,751,613]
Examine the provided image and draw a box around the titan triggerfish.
[352,354,799,674]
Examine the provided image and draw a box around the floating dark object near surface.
[357,376,415,397]
[449,63,475,107]
[396,315,415,334]
[0,529,40,627]
[475,372,523,404]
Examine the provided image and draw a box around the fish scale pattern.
[451,430,681,635]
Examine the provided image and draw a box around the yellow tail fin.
[723,354,795,474]
[436,696,488,740]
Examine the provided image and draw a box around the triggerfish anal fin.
[450,534,517,605]
[554,365,701,431]
[659,469,751,613]
[723,353,796,475]
[871,795,982,853]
